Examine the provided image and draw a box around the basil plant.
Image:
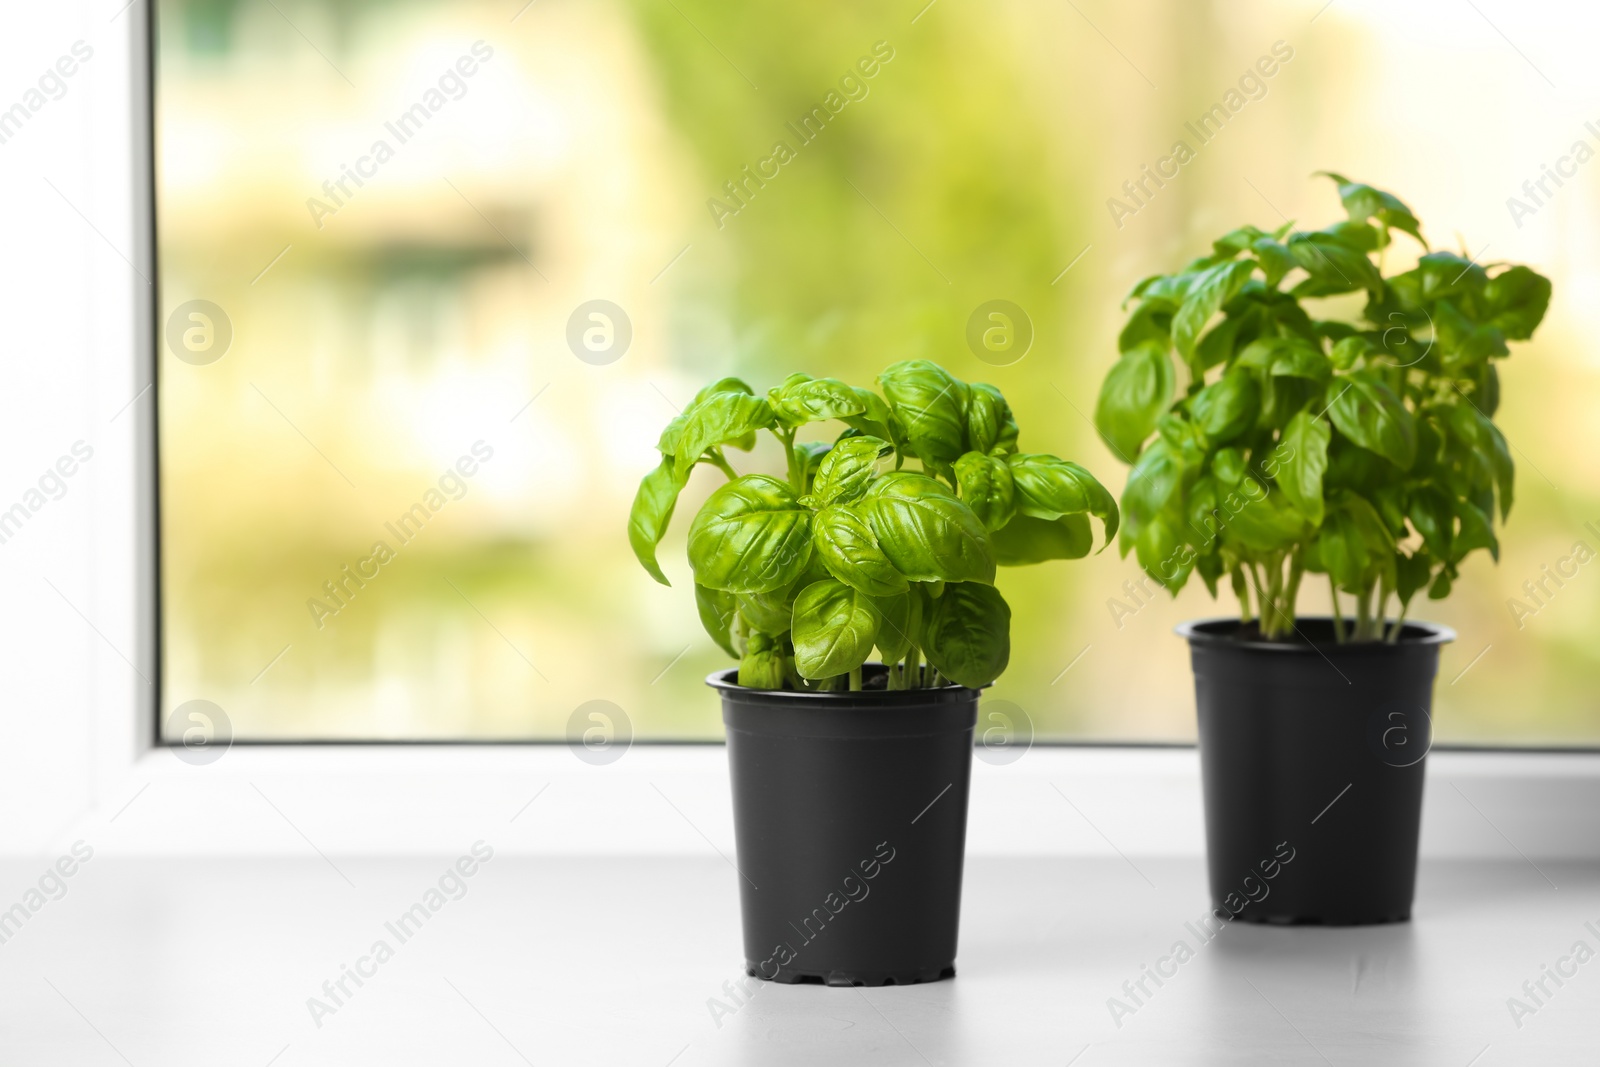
[1095,174,1550,642]
[630,361,1118,690]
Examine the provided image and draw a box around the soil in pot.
[711,664,977,986]
[1179,617,1453,926]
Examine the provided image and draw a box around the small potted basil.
[631,361,1117,983]
[1095,175,1550,923]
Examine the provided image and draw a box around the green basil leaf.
[771,376,868,430]
[991,513,1092,565]
[840,387,894,444]
[737,589,793,636]
[1190,370,1259,445]
[1094,341,1174,460]
[1275,411,1331,526]
[628,457,689,586]
[953,452,1016,531]
[1483,265,1552,340]
[1288,232,1383,297]
[1135,512,1190,592]
[1395,551,1433,607]
[1407,487,1454,559]
[1315,493,1395,591]
[1434,299,1508,365]
[1329,336,1370,371]
[1007,453,1119,547]
[1325,371,1416,469]
[1314,506,1368,592]
[1316,219,1386,254]
[862,472,996,584]
[811,435,890,507]
[922,582,1010,688]
[1213,225,1270,256]
[791,579,880,679]
[1119,299,1175,352]
[1222,486,1310,553]
[738,631,786,689]
[1172,259,1255,360]
[796,440,833,490]
[877,360,970,465]
[695,583,739,657]
[813,504,910,598]
[1452,498,1498,563]
[687,474,813,593]
[692,376,756,408]
[1318,173,1425,246]
[657,378,755,456]
[965,383,1017,455]
[1414,251,1486,302]
[672,392,776,481]
[1252,238,1294,288]
[1120,438,1185,534]
[1270,340,1333,383]
[1211,447,1245,487]
[871,589,915,664]
[1442,401,1515,520]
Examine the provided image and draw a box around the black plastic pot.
[1179,617,1453,925]
[710,665,977,986]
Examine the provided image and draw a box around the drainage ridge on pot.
[710,664,978,986]
[1178,616,1454,926]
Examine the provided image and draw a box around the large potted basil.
[1095,175,1551,924]
[630,360,1117,983]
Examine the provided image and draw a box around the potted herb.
[631,361,1117,983]
[1095,175,1550,923]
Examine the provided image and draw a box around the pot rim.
[706,664,979,706]
[1176,616,1456,651]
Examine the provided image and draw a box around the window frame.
[109,2,1600,863]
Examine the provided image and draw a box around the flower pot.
[1178,617,1453,926]
[709,665,977,985]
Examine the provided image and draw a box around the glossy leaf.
[672,392,776,481]
[738,631,786,689]
[628,458,688,585]
[922,582,1010,688]
[1173,259,1256,359]
[1319,173,1425,245]
[1483,265,1552,340]
[791,579,880,680]
[1288,232,1383,296]
[878,360,970,466]
[810,435,889,507]
[1325,372,1416,469]
[1190,370,1259,445]
[695,584,739,657]
[965,383,1017,455]
[954,452,1016,531]
[1407,487,1454,560]
[1094,341,1174,460]
[812,504,909,598]
[991,513,1093,565]
[771,376,868,429]
[1007,453,1119,548]
[871,589,916,664]
[687,475,813,593]
[1275,411,1331,526]
[862,472,996,584]
[737,588,793,636]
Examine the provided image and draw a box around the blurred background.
[156,0,1600,742]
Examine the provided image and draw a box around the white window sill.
[38,743,1600,861]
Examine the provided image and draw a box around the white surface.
[1,854,1596,1065]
